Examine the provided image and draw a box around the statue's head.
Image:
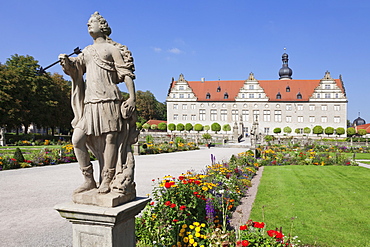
[89,12,111,37]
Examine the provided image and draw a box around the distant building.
[166,53,348,136]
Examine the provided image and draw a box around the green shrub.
[13,148,25,162]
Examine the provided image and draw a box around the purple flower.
[205,198,215,225]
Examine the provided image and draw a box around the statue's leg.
[97,132,118,193]
[72,128,97,193]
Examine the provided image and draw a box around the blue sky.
[1,0,369,123]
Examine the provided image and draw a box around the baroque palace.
[166,53,348,137]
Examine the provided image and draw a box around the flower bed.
[140,141,199,155]
[136,151,300,246]
[0,144,77,170]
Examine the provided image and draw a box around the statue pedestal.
[55,197,150,247]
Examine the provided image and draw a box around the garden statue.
[59,12,138,206]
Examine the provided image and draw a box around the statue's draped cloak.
[62,44,138,194]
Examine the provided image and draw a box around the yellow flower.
[188,235,193,239]
[195,227,201,232]
[195,232,201,237]
[182,224,187,228]
[189,225,195,229]
[183,237,189,243]
[201,223,206,227]
[189,239,195,244]
[193,222,200,226]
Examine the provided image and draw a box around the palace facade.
[166,53,348,136]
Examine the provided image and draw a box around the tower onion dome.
[279,53,293,79]
[353,116,366,126]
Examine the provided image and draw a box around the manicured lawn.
[250,166,370,247]
[0,146,63,159]
[343,152,370,160]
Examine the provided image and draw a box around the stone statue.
[59,12,139,206]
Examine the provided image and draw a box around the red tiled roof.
[145,120,167,125]
[171,78,344,102]
[356,123,370,133]
[187,80,244,101]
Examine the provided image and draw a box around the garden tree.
[264,135,273,143]
[222,124,231,134]
[273,128,281,135]
[211,122,221,133]
[313,125,324,136]
[283,126,292,135]
[294,128,301,135]
[335,127,345,137]
[304,127,311,135]
[123,90,166,123]
[168,123,176,132]
[194,123,204,133]
[346,127,356,137]
[142,123,150,131]
[44,73,73,135]
[136,122,142,130]
[358,129,367,137]
[150,124,157,130]
[176,123,185,132]
[202,133,212,141]
[185,123,193,132]
[324,127,335,137]
[0,54,57,133]
[204,125,210,132]
[157,122,167,131]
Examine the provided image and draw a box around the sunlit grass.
[250,166,370,247]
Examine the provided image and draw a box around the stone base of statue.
[55,197,150,247]
[72,189,137,207]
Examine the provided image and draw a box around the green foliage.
[136,122,142,130]
[157,122,167,131]
[185,123,193,132]
[142,123,150,130]
[134,90,166,122]
[294,128,300,134]
[168,123,176,132]
[211,122,221,133]
[283,126,292,134]
[146,135,154,143]
[202,133,212,140]
[304,127,311,134]
[324,126,334,136]
[150,124,157,130]
[0,55,72,132]
[358,129,367,136]
[13,148,25,163]
[204,125,210,132]
[176,123,185,132]
[313,125,324,136]
[174,136,185,144]
[222,124,231,133]
[194,123,204,133]
[335,127,345,136]
[347,127,356,136]
[264,135,273,142]
[273,128,281,134]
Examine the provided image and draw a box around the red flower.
[170,203,176,208]
[193,192,198,195]
[152,179,155,181]
[173,219,179,222]
[239,225,247,231]
[178,175,185,180]
[150,202,155,206]
[242,240,249,246]
[253,221,265,228]
[164,181,175,188]
[267,230,284,239]
[164,201,171,206]
[179,205,186,210]
[194,180,201,185]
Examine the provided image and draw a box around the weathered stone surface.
[55,197,150,247]
[72,188,136,207]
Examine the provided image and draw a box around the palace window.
[249,85,254,90]
[276,92,281,99]
[173,104,178,109]
[325,84,330,89]
[242,110,249,121]
[263,110,271,122]
[182,114,187,121]
[297,104,303,111]
[298,116,303,123]
[309,105,315,111]
[321,116,328,123]
[182,104,187,110]
[179,94,184,98]
[217,86,221,92]
[286,86,290,92]
[321,105,328,111]
[286,116,292,123]
[224,92,229,99]
[206,93,211,99]
[221,109,227,121]
[274,110,282,122]
[286,104,292,111]
[199,109,206,121]
[309,116,315,123]
[210,109,217,121]
[325,93,330,98]
[253,110,259,121]
[334,105,340,111]
[297,92,302,99]
[191,115,196,121]
[249,93,254,98]
[173,114,178,120]
[232,110,239,122]
[334,116,340,123]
